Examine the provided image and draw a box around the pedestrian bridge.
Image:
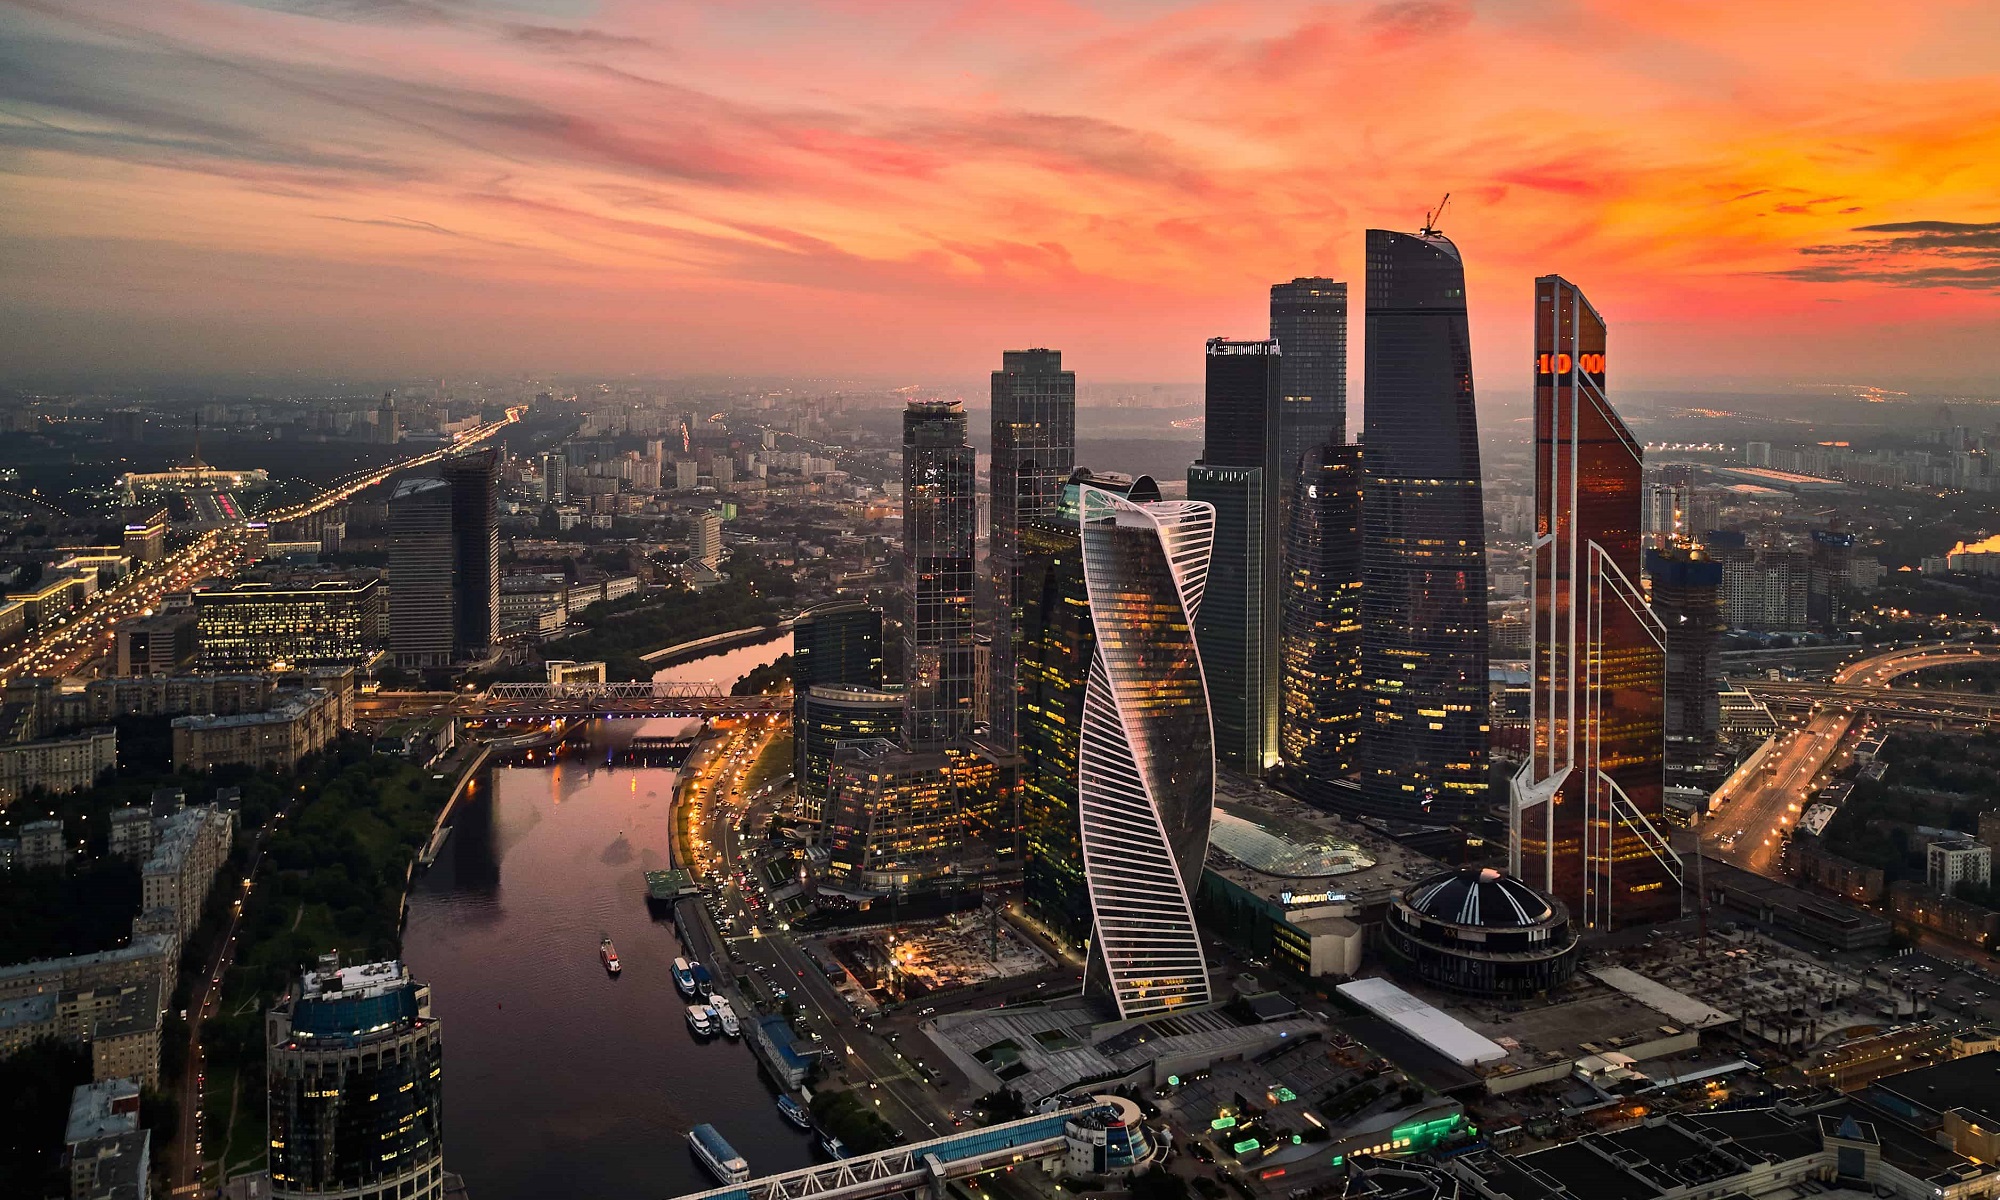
[672,1101,1115,1200]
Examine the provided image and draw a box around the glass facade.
[1279,442,1363,782]
[820,732,992,892]
[194,579,385,669]
[797,684,905,825]
[388,477,454,669]
[902,400,977,748]
[1078,486,1216,1018]
[1188,337,1283,773]
[1270,277,1349,516]
[1646,546,1725,786]
[1511,276,1678,931]
[792,600,887,822]
[989,349,1076,754]
[1357,229,1490,818]
[440,448,500,660]
[267,962,444,1200]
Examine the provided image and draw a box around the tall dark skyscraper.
[1270,277,1356,787]
[902,399,976,749]
[989,349,1076,754]
[1019,469,1154,952]
[793,600,884,693]
[440,448,499,661]
[1279,441,1364,781]
[1646,545,1725,788]
[388,477,452,669]
[1511,275,1678,931]
[1188,339,1283,773]
[1270,277,1349,481]
[1356,228,1491,818]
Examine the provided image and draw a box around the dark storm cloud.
[1779,219,2000,290]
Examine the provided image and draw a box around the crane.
[1421,192,1451,236]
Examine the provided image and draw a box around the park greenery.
[1820,729,2000,885]
[544,573,787,679]
[807,1088,902,1154]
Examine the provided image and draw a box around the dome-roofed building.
[1382,866,1578,998]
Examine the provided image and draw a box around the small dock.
[647,868,700,915]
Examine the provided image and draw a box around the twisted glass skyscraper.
[1511,276,1679,930]
[1078,485,1216,1019]
[1357,229,1490,818]
[902,400,976,748]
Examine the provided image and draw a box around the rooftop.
[1870,1049,2000,1124]
[66,1077,141,1144]
[1204,774,1440,912]
[301,958,409,1002]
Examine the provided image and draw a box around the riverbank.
[641,622,790,666]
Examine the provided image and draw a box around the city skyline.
[3,3,1998,387]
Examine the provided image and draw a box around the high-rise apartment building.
[1077,484,1216,1018]
[1279,441,1364,782]
[901,400,977,748]
[1511,276,1679,931]
[267,958,443,1200]
[389,477,454,669]
[539,450,567,504]
[1356,228,1490,818]
[1019,470,1156,952]
[988,349,1076,755]
[691,510,723,570]
[1187,339,1283,773]
[441,449,500,661]
[1646,545,1725,787]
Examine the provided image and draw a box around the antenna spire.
[1421,192,1451,236]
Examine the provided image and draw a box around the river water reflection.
[402,634,801,1200]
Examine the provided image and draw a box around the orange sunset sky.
[2,0,1998,391]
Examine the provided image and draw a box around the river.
[402,634,798,1200]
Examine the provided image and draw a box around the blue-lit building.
[267,958,444,1200]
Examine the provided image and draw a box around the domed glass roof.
[1404,867,1556,927]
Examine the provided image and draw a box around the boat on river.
[689,1123,748,1183]
[600,938,621,975]
[673,957,698,997]
[777,1094,811,1130]
[686,1004,717,1037]
[692,961,713,997]
[710,995,741,1038]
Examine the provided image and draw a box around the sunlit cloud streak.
[0,0,1996,387]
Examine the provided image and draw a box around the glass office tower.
[1187,339,1283,773]
[267,959,444,1200]
[1270,277,1349,489]
[440,448,499,660]
[1357,229,1490,818]
[902,400,977,748]
[989,349,1076,754]
[1510,276,1679,930]
[1078,485,1216,1019]
[1279,442,1364,780]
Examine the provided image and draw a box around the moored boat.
[777,1094,812,1130]
[673,957,698,997]
[689,1123,749,1183]
[710,995,741,1038]
[600,938,621,975]
[686,1004,717,1036]
[692,960,713,997]
[818,1132,849,1160]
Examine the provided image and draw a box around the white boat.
[710,995,742,1038]
[689,1123,749,1183]
[673,957,698,997]
[686,1004,716,1036]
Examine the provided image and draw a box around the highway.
[1709,643,2000,879]
[0,407,520,685]
[675,718,960,1144]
